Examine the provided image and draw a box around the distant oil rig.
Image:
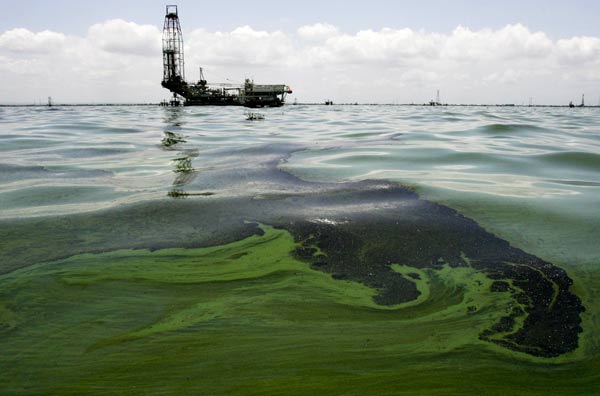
[569,94,585,108]
[161,5,292,107]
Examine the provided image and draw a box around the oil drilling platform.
[161,5,292,107]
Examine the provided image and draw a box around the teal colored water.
[0,104,599,394]
[2,105,598,260]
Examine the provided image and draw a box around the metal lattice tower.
[162,5,185,83]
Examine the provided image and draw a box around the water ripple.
[0,105,598,221]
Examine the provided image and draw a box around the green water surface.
[1,105,599,395]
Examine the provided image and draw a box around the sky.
[1,0,600,104]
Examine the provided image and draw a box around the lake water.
[0,104,599,395]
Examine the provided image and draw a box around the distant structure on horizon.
[429,90,442,106]
[160,5,292,107]
[572,94,585,108]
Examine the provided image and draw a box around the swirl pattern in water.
[0,105,599,395]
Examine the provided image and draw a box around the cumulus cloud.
[294,23,553,67]
[0,20,599,104]
[186,26,292,67]
[556,36,600,64]
[483,69,526,85]
[0,20,164,103]
[442,24,553,61]
[87,19,161,56]
[0,28,65,53]
[297,23,339,40]
[310,28,442,66]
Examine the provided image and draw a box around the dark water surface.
[0,105,599,395]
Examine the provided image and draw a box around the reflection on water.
[172,152,199,187]
[167,189,215,198]
[161,131,186,147]
[160,108,200,196]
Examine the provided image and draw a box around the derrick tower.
[162,5,185,84]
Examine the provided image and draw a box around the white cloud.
[556,36,600,64]
[317,28,442,66]
[297,23,339,40]
[0,20,599,104]
[483,69,525,85]
[186,26,292,67]
[0,28,65,53]
[87,19,161,56]
[399,69,440,85]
